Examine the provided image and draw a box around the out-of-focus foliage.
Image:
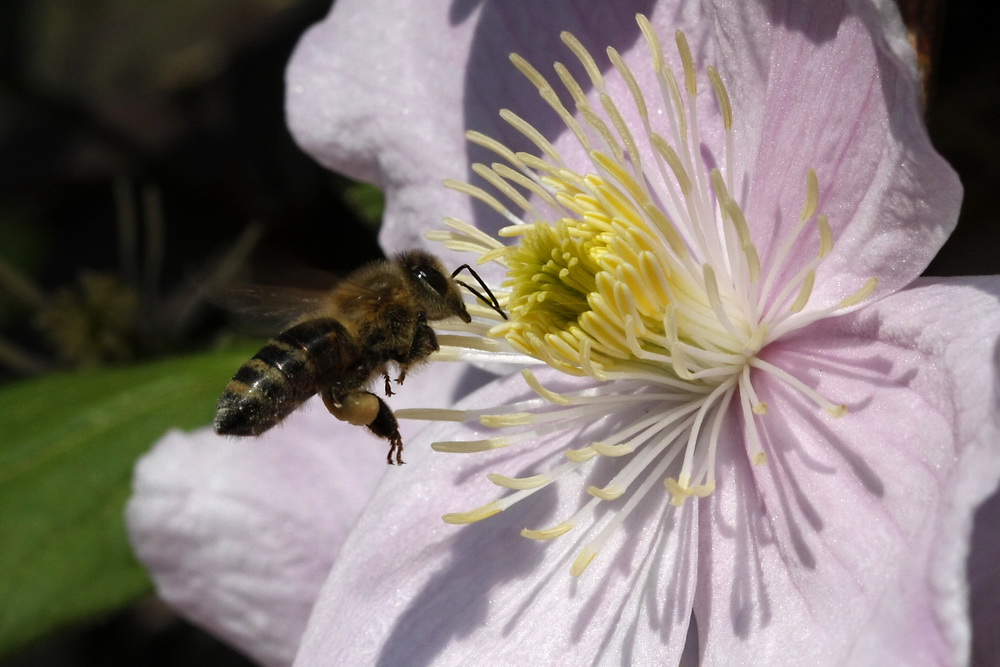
[0,345,258,656]
[0,0,386,663]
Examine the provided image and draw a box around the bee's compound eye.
[415,265,449,297]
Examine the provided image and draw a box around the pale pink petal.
[286,0,474,255]
[292,279,1000,665]
[286,0,714,257]
[696,277,1000,664]
[293,370,700,664]
[126,361,480,666]
[710,0,960,309]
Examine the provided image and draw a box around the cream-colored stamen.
[419,14,880,577]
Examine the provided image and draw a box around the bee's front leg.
[392,313,439,389]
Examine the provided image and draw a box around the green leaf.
[341,181,385,229]
[0,345,258,655]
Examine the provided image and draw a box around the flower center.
[409,14,878,576]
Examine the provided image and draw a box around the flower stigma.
[400,14,879,576]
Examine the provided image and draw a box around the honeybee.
[214,250,504,465]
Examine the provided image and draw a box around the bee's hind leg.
[367,394,404,465]
[322,388,380,426]
[322,388,405,465]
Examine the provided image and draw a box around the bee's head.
[398,250,472,323]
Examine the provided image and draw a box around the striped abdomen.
[214,318,359,436]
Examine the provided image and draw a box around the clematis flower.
[127,0,1000,665]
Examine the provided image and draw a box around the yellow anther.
[521,369,572,405]
[608,46,649,122]
[665,476,693,506]
[443,502,503,524]
[637,13,664,73]
[675,31,697,95]
[838,277,878,308]
[587,485,625,500]
[465,130,522,167]
[826,404,848,418]
[432,438,510,453]
[707,66,732,131]
[479,412,534,427]
[500,109,562,163]
[818,214,833,257]
[650,134,692,196]
[488,473,552,490]
[442,179,509,216]
[800,169,819,222]
[570,546,598,576]
[471,163,531,212]
[724,199,762,282]
[561,31,604,89]
[509,53,551,94]
[591,441,635,457]
[395,408,469,422]
[565,445,598,462]
[522,522,574,540]
[790,270,815,313]
[553,62,587,106]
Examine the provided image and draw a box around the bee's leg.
[324,388,404,465]
[365,393,404,465]
[321,388,380,426]
[382,371,394,397]
[394,313,439,386]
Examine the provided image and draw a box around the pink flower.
[127,0,1000,664]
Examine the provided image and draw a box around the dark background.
[0,0,996,664]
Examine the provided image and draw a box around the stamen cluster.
[406,14,877,575]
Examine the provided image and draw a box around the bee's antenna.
[451,264,508,320]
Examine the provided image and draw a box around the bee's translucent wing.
[210,283,335,334]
